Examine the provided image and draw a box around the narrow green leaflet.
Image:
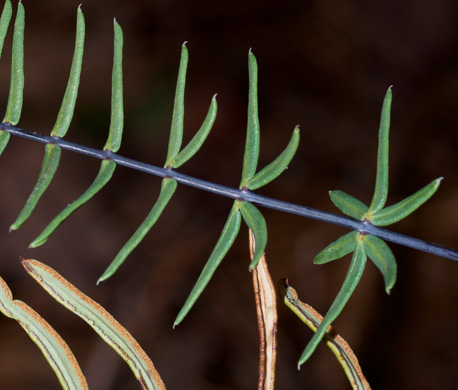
[0,130,9,155]
[98,178,177,283]
[246,126,300,190]
[10,6,86,230]
[279,279,370,389]
[165,43,188,166]
[0,0,12,58]
[367,87,392,215]
[240,50,260,187]
[19,14,121,238]
[362,235,397,294]
[298,241,367,368]
[0,274,88,390]
[314,231,359,264]
[370,177,442,226]
[329,191,368,221]
[30,159,116,248]
[171,94,218,169]
[23,259,167,390]
[10,143,61,231]
[0,0,11,152]
[239,201,267,270]
[103,18,123,153]
[50,6,85,138]
[174,203,242,327]
[3,0,24,125]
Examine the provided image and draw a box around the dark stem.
[3,122,458,262]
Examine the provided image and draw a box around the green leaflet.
[362,235,396,294]
[298,241,367,368]
[314,231,359,264]
[0,130,10,155]
[0,273,88,390]
[103,18,124,153]
[0,0,11,153]
[0,0,12,59]
[165,43,217,168]
[240,49,260,187]
[171,94,218,169]
[239,201,267,270]
[10,6,87,230]
[3,0,24,125]
[165,43,188,166]
[98,43,215,281]
[26,15,121,244]
[367,87,392,215]
[246,126,300,190]
[370,178,442,226]
[174,202,241,327]
[30,159,116,248]
[51,6,85,138]
[279,279,370,390]
[10,143,61,231]
[329,191,368,221]
[23,259,166,390]
[98,178,177,283]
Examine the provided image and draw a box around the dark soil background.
[0,0,457,389]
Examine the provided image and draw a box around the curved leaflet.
[0,273,88,390]
[174,203,241,327]
[23,259,167,390]
[246,126,300,191]
[299,241,367,368]
[10,143,61,231]
[30,17,122,247]
[29,159,116,248]
[314,231,359,264]
[240,50,260,187]
[367,87,392,215]
[279,278,370,390]
[239,201,267,270]
[329,191,368,221]
[98,177,177,283]
[362,234,396,294]
[10,5,85,230]
[3,0,24,126]
[370,178,442,226]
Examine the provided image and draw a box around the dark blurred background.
[0,0,457,389]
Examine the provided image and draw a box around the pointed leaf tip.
[246,125,300,190]
[174,204,242,326]
[239,202,267,270]
[363,235,397,294]
[370,177,442,226]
